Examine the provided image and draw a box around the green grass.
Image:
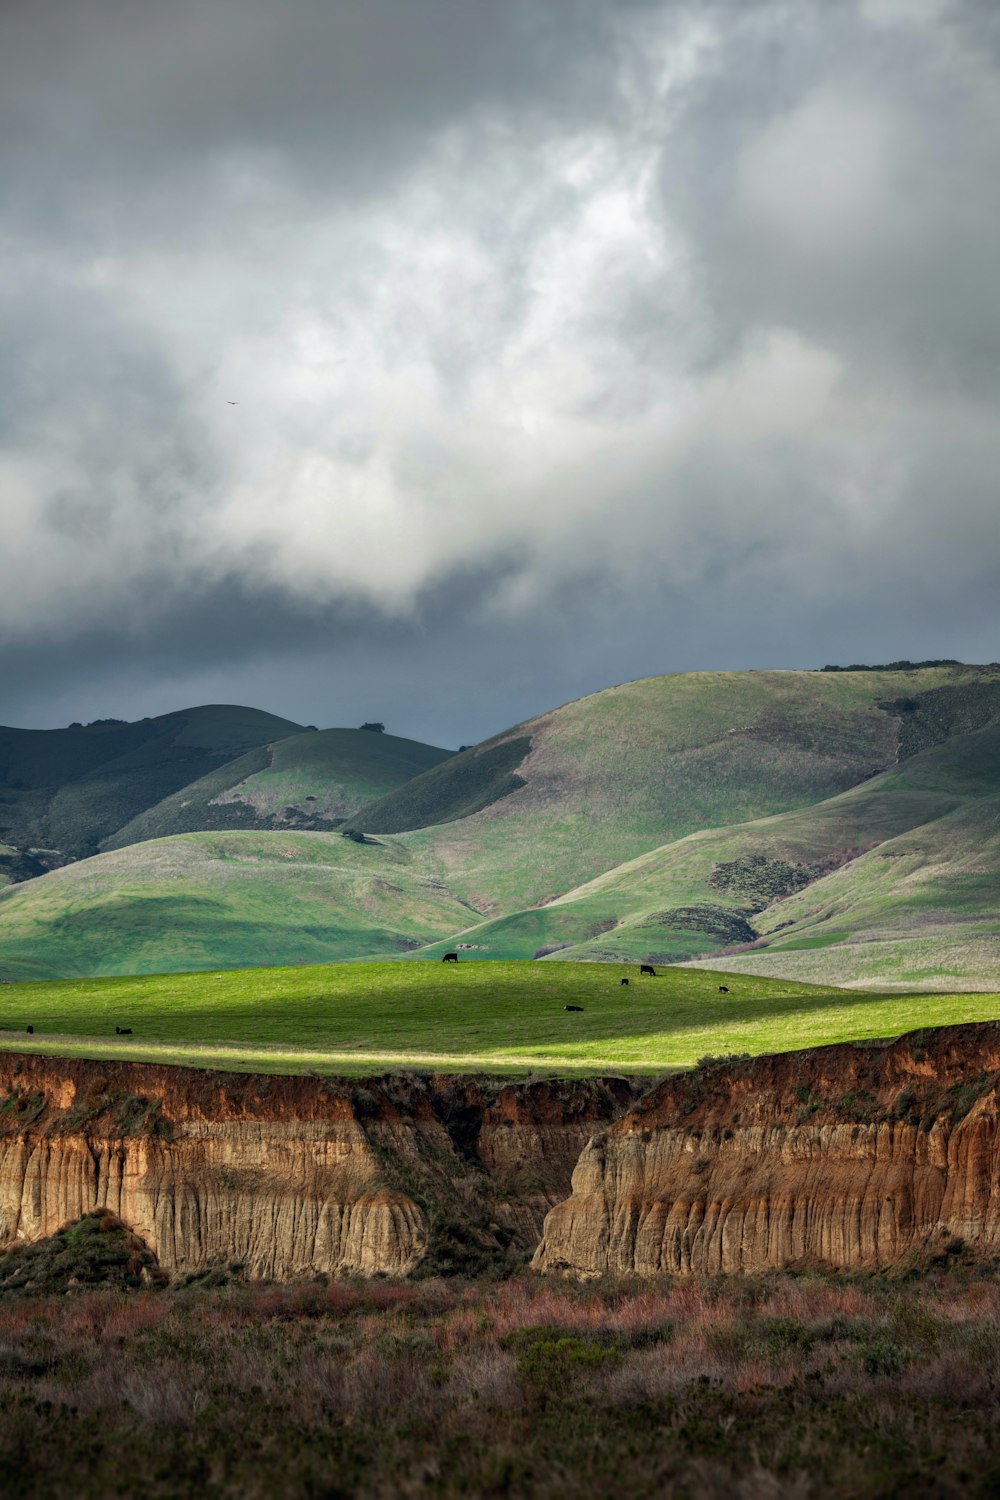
[0,959,996,1076]
[104,728,454,848]
[0,830,477,979]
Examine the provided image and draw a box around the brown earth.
[5,1024,1000,1283]
[534,1022,1000,1276]
[0,1054,634,1280]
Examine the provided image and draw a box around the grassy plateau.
[0,959,996,1076]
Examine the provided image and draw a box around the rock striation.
[533,1022,1000,1276]
[0,1054,632,1279]
[8,1023,1000,1282]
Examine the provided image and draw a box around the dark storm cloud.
[1,0,998,741]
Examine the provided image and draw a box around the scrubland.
[2,1268,1000,1497]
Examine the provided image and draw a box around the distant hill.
[0,705,304,881]
[4,664,1000,984]
[104,729,454,848]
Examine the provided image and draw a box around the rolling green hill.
[104,728,454,848]
[429,720,1000,982]
[358,664,1000,917]
[0,705,304,880]
[0,829,476,978]
[3,665,1000,983]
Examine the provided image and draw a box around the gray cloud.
[1,0,998,742]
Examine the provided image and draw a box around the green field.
[0,960,996,1076]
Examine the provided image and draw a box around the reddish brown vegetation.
[1,1271,1000,1496]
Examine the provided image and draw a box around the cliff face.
[534,1023,1000,1276]
[0,1055,632,1279]
[8,1023,1000,1283]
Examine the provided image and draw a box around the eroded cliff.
[8,1023,1000,1283]
[0,1054,633,1279]
[534,1022,1000,1276]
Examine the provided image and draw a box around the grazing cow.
[718,986,729,994]
[565,1004,584,1012]
[442,952,459,963]
[25,1025,33,1034]
[620,978,629,987]
[640,964,656,977]
[116,1026,133,1035]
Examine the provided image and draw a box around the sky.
[1,0,998,747]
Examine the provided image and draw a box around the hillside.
[0,704,304,879]
[4,664,1000,982]
[0,830,475,978]
[429,717,1000,976]
[361,664,1000,915]
[104,728,454,848]
[686,792,1000,989]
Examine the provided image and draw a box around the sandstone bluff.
[2,1024,1000,1280]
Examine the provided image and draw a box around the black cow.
[620,977,629,986]
[25,1025,33,1034]
[116,1026,133,1035]
[640,964,656,977]
[442,952,459,963]
[565,1004,584,1012]
[718,985,729,994]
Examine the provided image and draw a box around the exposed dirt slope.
[7,1023,1000,1283]
[0,1054,633,1279]
[534,1022,1000,1275]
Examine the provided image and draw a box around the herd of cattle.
[14,966,735,1035]
[440,954,735,1012]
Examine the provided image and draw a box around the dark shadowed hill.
[0,705,303,877]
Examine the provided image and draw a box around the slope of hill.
[0,830,476,978]
[0,705,304,879]
[357,664,1000,916]
[104,729,454,848]
[424,719,1000,976]
[685,793,1000,990]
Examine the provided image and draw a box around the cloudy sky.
[2,0,998,745]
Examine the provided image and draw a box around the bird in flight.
[227,400,238,405]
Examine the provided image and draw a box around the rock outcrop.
[8,1023,1000,1282]
[534,1022,1000,1275]
[0,1054,632,1279]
